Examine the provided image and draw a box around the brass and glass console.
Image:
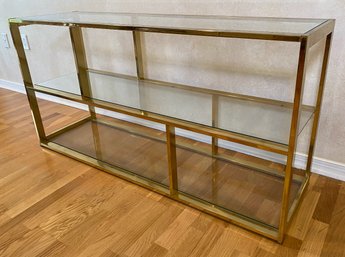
[9,12,334,242]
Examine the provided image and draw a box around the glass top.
[12,12,328,36]
[36,71,314,145]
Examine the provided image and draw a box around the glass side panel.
[17,12,327,35]
[37,95,90,135]
[36,71,315,145]
[19,25,79,94]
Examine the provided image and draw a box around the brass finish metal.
[9,23,46,142]
[166,125,178,195]
[69,25,96,119]
[91,119,103,160]
[306,33,333,175]
[8,20,302,42]
[132,31,144,79]
[132,30,147,113]
[278,38,309,243]
[212,95,219,155]
[9,14,334,243]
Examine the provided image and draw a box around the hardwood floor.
[0,87,345,257]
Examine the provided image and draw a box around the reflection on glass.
[174,134,302,228]
[51,119,169,186]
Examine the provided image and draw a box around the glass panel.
[303,38,326,107]
[143,34,300,103]
[174,129,304,228]
[36,71,314,145]
[19,25,80,95]
[83,28,137,76]
[18,12,327,35]
[36,94,89,135]
[288,114,313,211]
[218,97,314,144]
[49,108,169,187]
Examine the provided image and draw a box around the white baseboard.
[1,79,345,182]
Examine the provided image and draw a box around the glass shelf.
[36,70,314,145]
[11,12,328,39]
[49,118,303,228]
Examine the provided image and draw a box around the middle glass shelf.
[34,69,314,146]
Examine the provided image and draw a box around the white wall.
[0,0,345,168]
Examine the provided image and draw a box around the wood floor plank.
[142,243,168,257]
[164,226,204,257]
[320,186,345,257]
[288,190,320,240]
[272,235,302,257]
[154,208,200,250]
[0,169,96,236]
[297,219,328,257]
[312,176,341,223]
[0,226,57,257]
[5,164,89,218]
[189,222,227,257]
[35,240,67,257]
[124,204,184,257]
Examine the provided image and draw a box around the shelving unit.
[9,12,334,242]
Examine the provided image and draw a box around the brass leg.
[211,160,219,202]
[305,33,333,176]
[69,25,96,119]
[212,94,219,155]
[9,23,46,142]
[278,38,309,242]
[166,125,178,195]
[211,95,219,201]
[91,120,103,160]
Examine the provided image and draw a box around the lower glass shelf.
[47,116,304,231]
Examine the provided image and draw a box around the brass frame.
[9,13,335,243]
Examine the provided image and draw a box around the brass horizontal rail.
[10,19,302,42]
[29,85,289,155]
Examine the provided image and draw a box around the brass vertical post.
[132,30,144,79]
[166,125,178,195]
[305,33,333,176]
[132,30,146,112]
[70,25,103,159]
[9,23,47,142]
[211,94,219,201]
[278,38,309,242]
[212,94,219,155]
[69,25,96,119]
[91,120,103,160]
